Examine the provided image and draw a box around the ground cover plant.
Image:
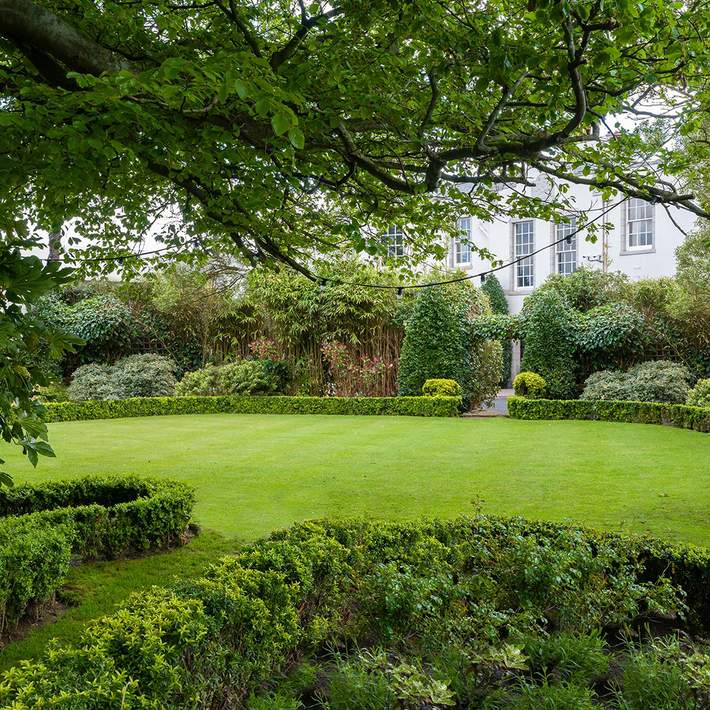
[1,516,709,708]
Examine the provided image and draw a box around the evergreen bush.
[481,274,512,385]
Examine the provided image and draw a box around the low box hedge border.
[42,394,462,422]
[508,396,710,433]
[0,515,708,707]
[0,476,194,635]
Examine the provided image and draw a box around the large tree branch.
[0,0,131,76]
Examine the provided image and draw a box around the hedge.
[0,476,194,634]
[0,515,708,707]
[42,394,462,422]
[508,396,710,433]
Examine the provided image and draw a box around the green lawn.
[1,413,708,668]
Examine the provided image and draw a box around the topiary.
[422,379,462,397]
[520,290,578,399]
[513,372,547,398]
[687,378,710,408]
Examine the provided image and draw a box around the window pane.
[555,218,576,275]
[514,221,534,287]
[455,217,472,263]
[627,199,653,249]
[385,225,404,257]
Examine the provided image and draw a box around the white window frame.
[454,217,472,265]
[384,225,405,258]
[513,221,535,289]
[625,198,654,251]
[554,218,578,276]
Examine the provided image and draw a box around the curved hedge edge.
[507,396,710,433]
[0,476,195,634]
[0,514,708,708]
[42,395,462,422]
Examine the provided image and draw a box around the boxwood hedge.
[0,476,194,635]
[508,396,710,433]
[0,515,708,708]
[42,394,462,422]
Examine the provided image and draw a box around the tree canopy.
[1,0,708,275]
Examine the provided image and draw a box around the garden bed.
[508,397,710,433]
[42,394,462,422]
[1,515,708,708]
[0,476,194,637]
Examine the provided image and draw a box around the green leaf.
[271,113,292,137]
[288,127,305,149]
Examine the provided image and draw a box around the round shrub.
[68,354,177,401]
[68,363,118,400]
[513,371,547,398]
[176,359,286,397]
[687,378,710,408]
[421,378,462,397]
[581,360,690,404]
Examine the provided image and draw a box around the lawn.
[1,413,708,668]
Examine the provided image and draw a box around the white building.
[429,180,696,315]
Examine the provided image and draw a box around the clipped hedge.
[508,396,710,433]
[43,395,462,422]
[0,515,708,707]
[0,476,194,634]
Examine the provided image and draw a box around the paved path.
[467,388,514,417]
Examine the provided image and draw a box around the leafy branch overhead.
[0,0,708,272]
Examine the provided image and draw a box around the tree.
[0,238,79,485]
[0,0,708,276]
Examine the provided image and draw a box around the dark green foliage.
[176,360,288,396]
[520,291,578,399]
[513,371,547,398]
[482,275,512,386]
[422,378,462,397]
[536,268,628,312]
[581,361,691,404]
[398,282,501,408]
[68,354,177,400]
[507,396,710,433]
[43,395,462,421]
[1,516,708,708]
[0,476,194,635]
[576,303,646,372]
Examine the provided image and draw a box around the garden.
[2,0,710,706]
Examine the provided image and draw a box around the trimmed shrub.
[520,290,578,399]
[581,360,690,404]
[68,354,177,400]
[176,359,287,396]
[687,378,710,408]
[0,476,194,634]
[43,395,462,422]
[0,516,708,707]
[513,371,547,398]
[422,378,462,397]
[508,397,710,433]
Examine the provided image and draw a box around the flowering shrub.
[321,341,395,397]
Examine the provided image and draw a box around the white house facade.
[435,181,697,315]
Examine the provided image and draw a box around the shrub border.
[0,476,194,634]
[42,394,462,422]
[0,515,708,707]
[507,396,709,433]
